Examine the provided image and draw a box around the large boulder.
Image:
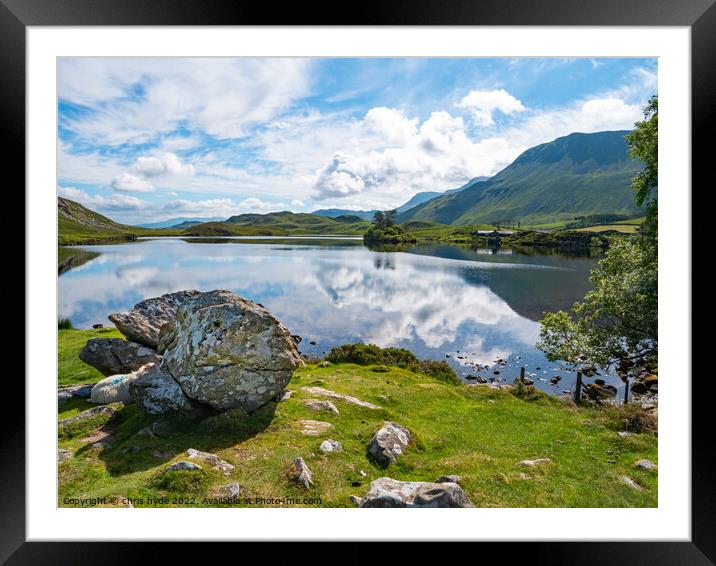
[368,422,411,466]
[108,290,201,348]
[128,363,197,415]
[79,338,161,376]
[90,371,144,404]
[161,290,303,412]
[356,477,474,508]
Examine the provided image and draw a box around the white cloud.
[58,186,147,211]
[110,173,155,193]
[131,152,195,177]
[290,199,305,207]
[456,89,526,126]
[365,107,418,145]
[58,58,312,144]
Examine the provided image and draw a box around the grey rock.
[368,422,411,466]
[291,457,314,489]
[274,390,293,403]
[109,290,201,348]
[58,384,94,405]
[162,290,302,412]
[59,404,119,429]
[301,386,381,410]
[79,338,161,376]
[224,482,240,498]
[358,477,474,508]
[350,495,363,506]
[634,459,657,470]
[436,475,462,484]
[58,448,72,461]
[92,323,104,329]
[165,461,204,473]
[129,363,196,415]
[187,448,234,475]
[620,475,643,490]
[304,399,339,415]
[319,439,343,454]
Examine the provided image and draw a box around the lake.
[58,237,622,394]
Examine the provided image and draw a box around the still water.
[58,237,621,393]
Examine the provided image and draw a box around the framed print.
[6,0,711,560]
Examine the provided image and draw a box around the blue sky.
[57,57,657,224]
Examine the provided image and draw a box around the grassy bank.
[58,330,657,508]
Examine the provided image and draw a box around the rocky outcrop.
[109,290,201,348]
[79,338,161,376]
[129,363,196,415]
[368,422,410,466]
[299,420,333,436]
[187,448,234,475]
[161,290,303,412]
[165,461,204,473]
[518,458,552,467]
[58,384,93,405]
[301,386,381,409]
[634,459,657,470]
[356,477,473,508]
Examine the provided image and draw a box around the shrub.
[58,317,73,330]
[600,404,658,434]
[510,378,543,401]
[325,343,461,385]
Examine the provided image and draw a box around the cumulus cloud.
[365,107,418,145]
[456,89,526,126]
[131,152,195,177]
[110,173,155,193]
[58,186,147,211]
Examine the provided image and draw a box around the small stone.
[359,470,367,477]
[291,457,313,489]
[165,461,204,473]
[135,427,156,439]
[634,459,657,470]
[224,482,240,498]
[518,472,531,480]
[304,399,340,415]
[58,448,72,462]
[518,458,552,467]
[274,390,293,403]
[620,475,643,490]
[301,386,381,410]
[319,439,343,454]
[617,431,632,438]
[368,422,411,466]
[350,495,363,506]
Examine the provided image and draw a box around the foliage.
[625,96,658,238]
[58,317,73,330]
[325,343,461,385]
[363,224,418,245]
[538,237,657,371]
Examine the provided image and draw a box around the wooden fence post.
[574,370,583,405]
[624,378,629,405]
[520,367,525,383]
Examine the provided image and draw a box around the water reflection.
[58,238,620,393]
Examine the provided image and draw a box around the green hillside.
[223,211,371,234]
[398,131,644,226]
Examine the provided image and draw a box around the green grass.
[58,332,657,508]
[58,328,123,386]
[576,224,640,234]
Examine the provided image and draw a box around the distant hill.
[311,208,377,220]
[58,197,138,245]
[136,217,225,229]
[191,211,371,235]
[398,131,643,226]
[395,177,489,214]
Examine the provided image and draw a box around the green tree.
[372,211,385,228]
[385,209,397,227]
[625,95,658,238]
[537,95,658,377]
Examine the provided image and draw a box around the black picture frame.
[6,0,709,561]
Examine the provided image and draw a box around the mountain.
[136,217,225,229]
[311,208,377,220]
[395,177,489,214]
[58,197,138,245]
[398,131,643,226]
